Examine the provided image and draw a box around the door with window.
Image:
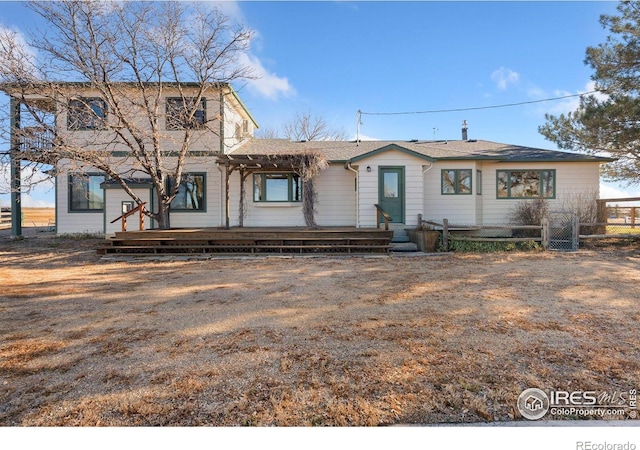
[378,167,405,224]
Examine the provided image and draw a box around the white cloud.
[490,67,520,91]
[600,182,640,200]
[207,1,246,23]
[238,52,295,100]
[352,133,379,141]
[0,164,54,207]
[0,25,39,82]
[202,2,294,101]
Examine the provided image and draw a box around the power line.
[359,91,597,116]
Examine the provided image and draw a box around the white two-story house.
[2,81,613,236]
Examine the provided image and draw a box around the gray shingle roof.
[231,139,614,163]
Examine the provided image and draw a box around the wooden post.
[376,208,381,229]
[596,199,607,235]
[541,217,549,250]
[225,161,231,229]
[442,218,449,249]
[238,169,248,228]
[632,207,636,229]
[572,213,579,251]
[10,96,22,238]
[122,215,127,232]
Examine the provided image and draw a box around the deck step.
[389,241,419,252]
[98,228,394,256]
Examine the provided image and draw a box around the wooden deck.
[97,227,394,256]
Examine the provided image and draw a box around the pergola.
[216,152,326,229]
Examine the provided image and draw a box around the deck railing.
[374,204,392,230]
[19,127,55,152]
[110,202,147,232]
[425,218,547,249]
[0,207,11,229]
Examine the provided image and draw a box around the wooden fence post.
[442,218,449,250]
[596,200,607,235]
[541,217,549,250]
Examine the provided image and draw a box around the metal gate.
[547,211,579,251]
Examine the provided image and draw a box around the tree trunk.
[302,178,318,229]
[155,200,171,230]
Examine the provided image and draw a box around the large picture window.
[166,97,206,130]
[69,174,105,211]
[68,98,107,130]
[170,173,206,211]
[441,169,472,195]
[496,170,555,199]
[254,173,302,203]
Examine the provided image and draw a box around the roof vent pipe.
[462,120,468,141]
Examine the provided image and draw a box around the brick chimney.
[462,120,468,141]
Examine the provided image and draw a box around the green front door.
[378,167,405,224]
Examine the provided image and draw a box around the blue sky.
[1,0,638,207]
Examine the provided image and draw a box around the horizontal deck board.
[99,227,393,256]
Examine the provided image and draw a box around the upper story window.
[254,173,302,203]
[441,169,472,195]
[68,98,107,130]
[169,173,206,211]
[166,97,206,130]
[497,170,555,199]
[69,173,105,211]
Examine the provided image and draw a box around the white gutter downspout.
[421,162,434,224]
[346,163,360,228]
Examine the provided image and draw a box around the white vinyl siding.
[226,165,356,227]
[104,188,151,236]
[356,151,426,228]
[424,161,478,224]
[315,166,356,226]
[56,169,104,234]
[481,162,601,224]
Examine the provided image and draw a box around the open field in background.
[0,208,55,229]
[0,237,639,426]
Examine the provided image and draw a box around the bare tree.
[0,1,255,229]
[256,110,347,141]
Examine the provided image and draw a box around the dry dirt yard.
[1,236,639,426]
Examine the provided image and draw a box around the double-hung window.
[254,173,302,203]
[166,97,206,130]
[170,173,206,211]
[69,173,105,211]
[496,170,555,199]
[441,169,472,195]
[68,98,107,130]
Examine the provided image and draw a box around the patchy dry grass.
[1,236,639,426]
